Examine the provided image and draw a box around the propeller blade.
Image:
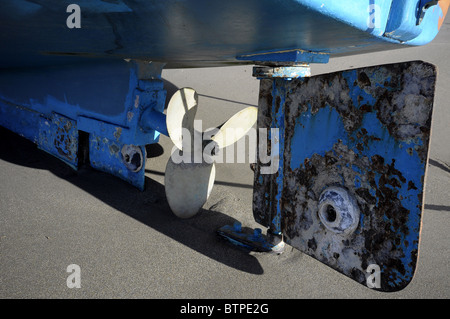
[164,89,257,219]
[164,156,215,218]
[166,87,198,151]
[211,106,258,149]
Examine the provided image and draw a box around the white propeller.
[164,88,257,218]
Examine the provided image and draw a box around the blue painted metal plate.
[253,61,437,292]
[0,59,166,190]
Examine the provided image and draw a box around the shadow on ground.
[0,125,264,275]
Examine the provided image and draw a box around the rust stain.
[52,116,77,162]
[253,61,437,291]
[113,127,122,141]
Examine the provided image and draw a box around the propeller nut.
[317,186,360,235]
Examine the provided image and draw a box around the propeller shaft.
[140,108,169,137]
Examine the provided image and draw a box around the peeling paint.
[113,126,122,140]
[38,113,78,168]
[89,132,146,190]
[127,111,134,122]
[253,61,437,291]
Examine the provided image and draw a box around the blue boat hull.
[1,0,448,68]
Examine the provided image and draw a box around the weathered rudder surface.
[253,61,437,291]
